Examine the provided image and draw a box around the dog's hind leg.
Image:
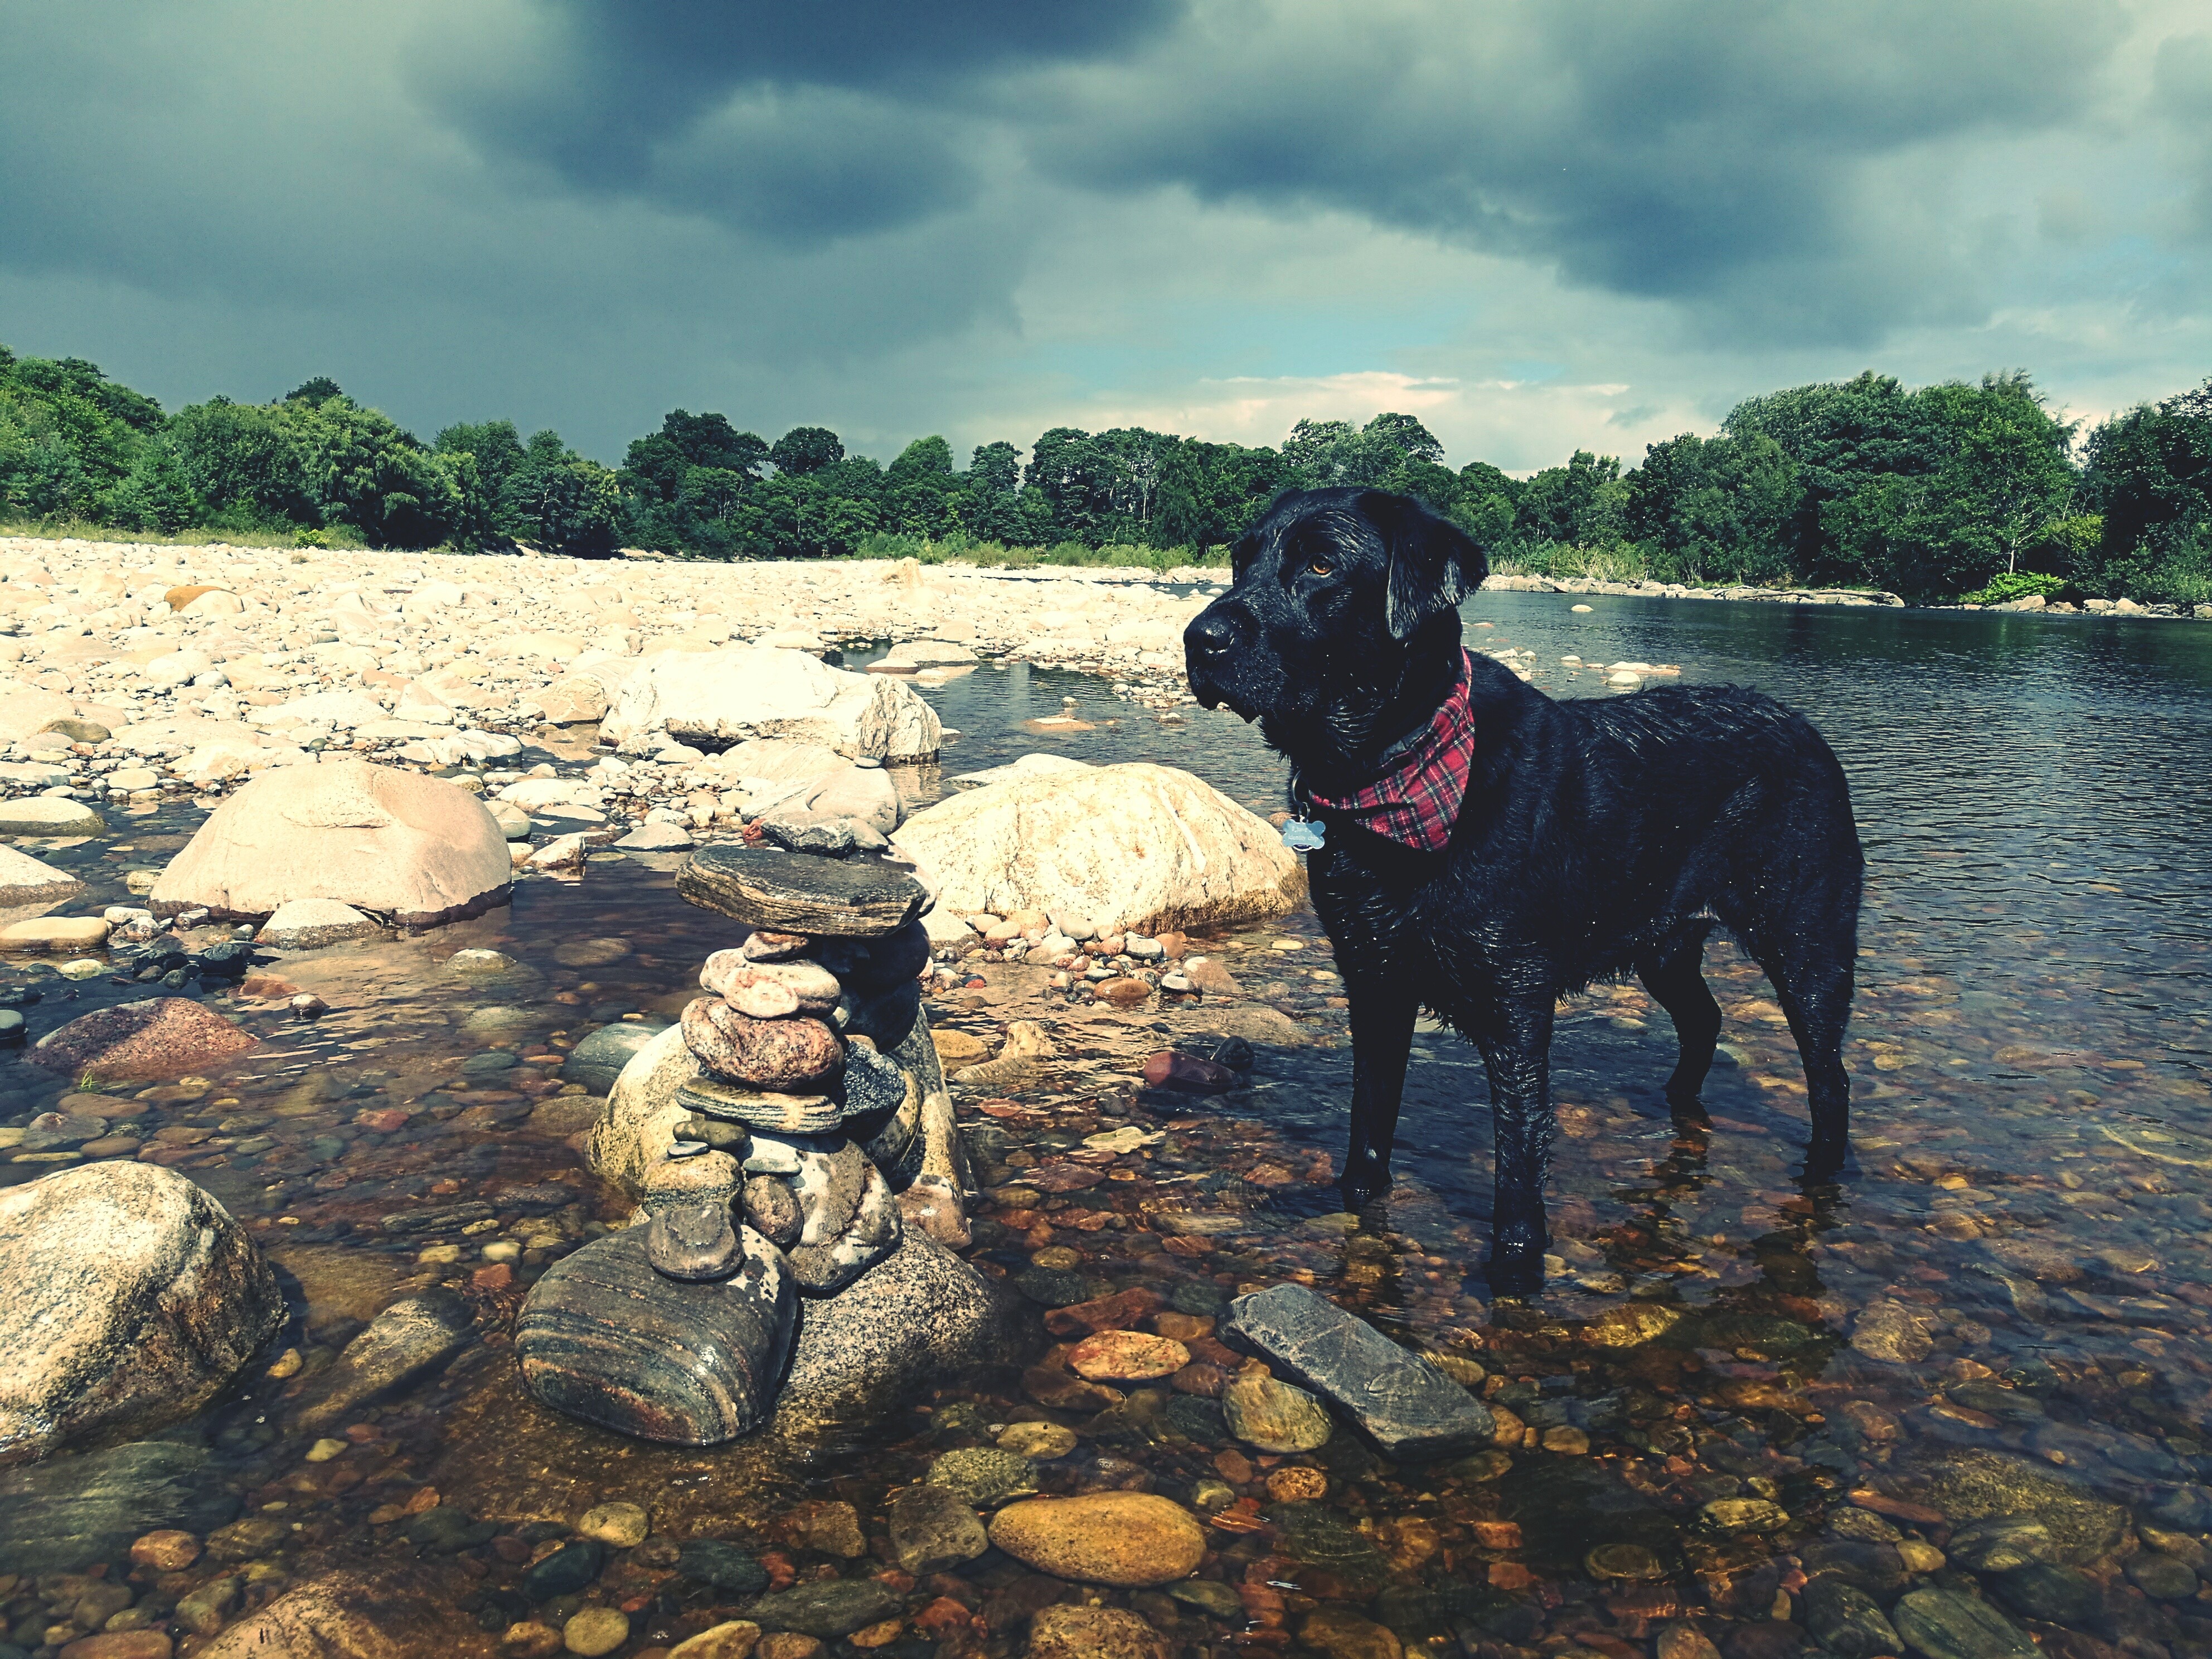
[1340,974,1417,1209]
[1740,868,1859,1178]
[1636,923,1721,1106]
[1769,948,1854,1177]
[1474,995,1556,1294]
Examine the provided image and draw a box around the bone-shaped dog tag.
[1282,816,1326,852]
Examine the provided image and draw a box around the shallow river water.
[4,593,2212,1659]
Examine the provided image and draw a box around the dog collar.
[1302,648,1478,852]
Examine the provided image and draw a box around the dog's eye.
[1306,559,1333,578]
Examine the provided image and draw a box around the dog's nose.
[1184,605,1246,661]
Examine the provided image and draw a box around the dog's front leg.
[1477,996,1555,1293]
[1340,972,1416,1209]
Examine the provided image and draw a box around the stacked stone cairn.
[518,846,974,1445]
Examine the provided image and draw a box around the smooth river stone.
[986,1493,1207,1587]
[1224,1282,1495,1459]
[516,1225,794,1446]
[682,997,844,1090]
[743,1175,803,1245]
[677,846,925,937]
[299,1289,476,1430]
[700,950,841,1011]
[741,930,809,961]
[1070,1330,1191,1382]
[648,1200,743,1282]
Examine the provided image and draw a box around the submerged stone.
[1891,1589,2037,1659]
[1224,1283,1493,1459]
[1804,1580,1901,1659]
[746,1578,901,1639]
[677,1539,769,1596]
[987,1492,1206,1588]
[889,1483,989,1574]
[1898,1449,2126,1564]
[926,1447,1035,1505]
[1222,1370,1332,1453]
[299,1287,476,1430]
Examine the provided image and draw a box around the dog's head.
[1185,488,1486,768]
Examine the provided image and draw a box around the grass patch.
[850,531,1228,573]
[0,514,368,551]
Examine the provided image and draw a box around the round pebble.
[564,1607,630,1656]
[928,1446,1037,1505]
[304,1438,348,1463]
[1028,1245,1082,1269]
[576,1501,649,1548]
[554,937,633,968]
[997,1421,1078,1459]
[1070,1330,1189,1382]
[1587,1542,1665,1580]
[1264,1466,1328,1502]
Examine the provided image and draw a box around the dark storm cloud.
[0,0,2200,469]
[1022,0,2129,341]
[408,0,1182,239]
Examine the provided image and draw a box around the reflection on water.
[3,595,2211,1658]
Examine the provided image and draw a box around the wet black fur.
[1184,488,1864,1291]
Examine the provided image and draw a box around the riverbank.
[8,532,2206,821]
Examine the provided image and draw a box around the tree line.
[2,341,2207,604]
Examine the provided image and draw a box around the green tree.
[505,429,622,558]
[1517,451,1623,547]
[294,400,465,548]
[958,440,1027,542]
[284,376,345,404]
[2080,380,2212,598]
[769,425,845,477]
[167,397,315,530]
[885,435,961,536]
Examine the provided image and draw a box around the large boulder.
[890,760,1304,935]
[517,1225,794,1446]
[586,1023,702,1198]
[149,759,512,924]
[772,1234,1022,1435]
[0,1162,284,1466]
[30,997,259,1080]
[601,646,940,761]
[0,843,84,925]
[0,681,74,741]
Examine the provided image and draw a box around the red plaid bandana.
[1307,649,1477,852]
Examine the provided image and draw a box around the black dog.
[1184,488,1862,1290]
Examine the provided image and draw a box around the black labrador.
[1183,488,1863,1291]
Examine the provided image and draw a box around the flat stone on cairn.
[679,1076,844,1136]
[676,845,926,937]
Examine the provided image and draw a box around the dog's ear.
[1371,492,1487,640]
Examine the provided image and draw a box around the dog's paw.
[1338,1163,1393,1210]
[1486,1246,1544,1297]
[1802,1133,1849,1181]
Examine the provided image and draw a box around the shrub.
[1958,570,2068,606]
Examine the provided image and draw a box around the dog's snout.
[1184,603,1248,661]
